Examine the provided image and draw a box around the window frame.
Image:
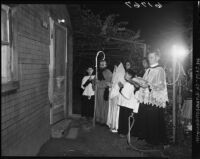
[1,4,19,95]
[1,5,10,44]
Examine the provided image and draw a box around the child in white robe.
[81,67,95,119]
[117,69,139,137]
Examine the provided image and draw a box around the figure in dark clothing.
[131,51,168,146]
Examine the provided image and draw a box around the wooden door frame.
[54,22,67,119]
[49,17,68,124]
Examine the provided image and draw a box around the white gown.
[107,63,125,131]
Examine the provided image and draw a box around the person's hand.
[88,77,93,81]
[138,79,149,88]
[118,82,124,88]
[140,82,149,88]
[126,78,132,83]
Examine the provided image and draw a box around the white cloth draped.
[110,63,126,99]
[107,63,125,131]
[107,95,120,130]
[118,82,139,113]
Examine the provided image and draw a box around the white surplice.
[118,82,139,113]
[136,64,169,108]
[81,75,95,98]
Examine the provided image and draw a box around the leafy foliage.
[74,8,143,51]
[72,8,145,73]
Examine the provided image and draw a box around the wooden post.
[172,57,176,143]
[178,80,182,110]
[177,80,181,144]
[93,69,98,127]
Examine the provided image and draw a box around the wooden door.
[49,17,67,125]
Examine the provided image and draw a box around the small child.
[117,69,139,137]
[81,67,95,120]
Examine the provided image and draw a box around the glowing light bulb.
[58,19,65,23]
[172,45,188,59]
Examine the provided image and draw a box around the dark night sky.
[83,1,193,48]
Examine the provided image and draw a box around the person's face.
[148,53,159,66]
[125,62,131,69]
[124,72,132,80]
[142,60,148,69]
[87,68,93,75]
[100,61,107,69]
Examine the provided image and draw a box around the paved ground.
[37,118,191,158]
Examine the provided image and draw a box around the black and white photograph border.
[1,0,199,158]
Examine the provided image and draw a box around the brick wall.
[1,4,52,156]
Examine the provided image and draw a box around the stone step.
[51,119,72,138]
[65,127,79,139]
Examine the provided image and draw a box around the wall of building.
[1,4,73,156]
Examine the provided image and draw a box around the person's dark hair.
[126,69,136,78]
[83,65,94,76]
[124,60,132,71]
[143,57,148,61]
[86,66,94,70]
[113,60,121,67]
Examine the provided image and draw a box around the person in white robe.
[107,63,126,133]
[131,51,169,146]
[117,69,139,137]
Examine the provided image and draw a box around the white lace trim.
[136,88,168,108]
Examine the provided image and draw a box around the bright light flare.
[172,45,189,59]
[58,19,65,23]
